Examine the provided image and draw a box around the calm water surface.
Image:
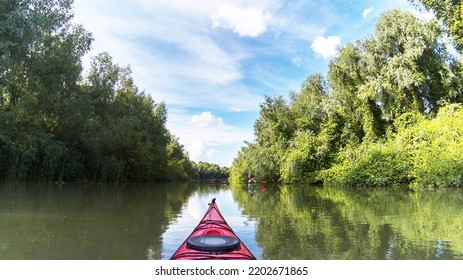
[1,181,462,260]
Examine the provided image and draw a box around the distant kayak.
[170,198,256,260]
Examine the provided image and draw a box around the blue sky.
[72,0,423,167]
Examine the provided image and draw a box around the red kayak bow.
[170,198,256,260]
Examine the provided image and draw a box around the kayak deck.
[170,198,256,260]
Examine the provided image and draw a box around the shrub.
[324,104,463,188]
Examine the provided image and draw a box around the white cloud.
[211,4,272,37]
[73,0,244,105]
[363,7,373,19]
[311,35,341,59]
[190,112,224,128]
[76,0,412,167]
[186,141,223,164]
[188,140,208,162]
[166,109,254,166]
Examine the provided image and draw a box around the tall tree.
[329,9,461,140]
[1,0,91,106]
[1,0,200,182]
[0,0,93,181]
[232,9,463,184]
[254,95,295,145]
[409,0,463,51]
[361,9,453,119]
[82,53,173,181]
[253,96,295,181]
[290,73,328,134]
[328,43,369,142]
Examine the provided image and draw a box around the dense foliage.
[0,0,198,182]
[194,161,230,180]
[409,0,463,51]
[322,104,463,188]
[231,9,463,188]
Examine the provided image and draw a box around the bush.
[323,104,463,188]
[406,104,463,188]
[322,143,411,187]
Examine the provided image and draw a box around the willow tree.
[253,96,295,182]
[1,0,92,107]
[409,0,463,51]
[281,74,330,182]
[290,74,328,133]
[232,9,463,184]
[330,9,461,141]
[230,95,295,183]
[82,53,174,181]
[328,43,377,141]
[361,9,456,120]
[0,0,93,180]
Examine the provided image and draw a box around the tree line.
[195,161,230,180]
[0,0,229,182]
[230,4,463,188]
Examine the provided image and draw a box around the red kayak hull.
[170,198,256,260]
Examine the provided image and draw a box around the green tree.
[82,53,173,181]
[166,133,198,181]
[253,96,295,181]
[194,161,229,180]
[232,9,463,185]
[254,96,295,144]
[1,0,200,182]
[0,0,92,181]
[290,73,328,134]
[281,130,321,182]
[329,10,461,140]
[361,9,455,119]
[330,44,385,142]
[230,143,264,183]
[281,111,346,183]
[328,43,369,142]
[409,0,463,51]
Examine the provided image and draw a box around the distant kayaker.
[248,177,256,184]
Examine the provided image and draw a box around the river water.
[1,181,462,260]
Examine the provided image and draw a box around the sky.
[72,0,420,167]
